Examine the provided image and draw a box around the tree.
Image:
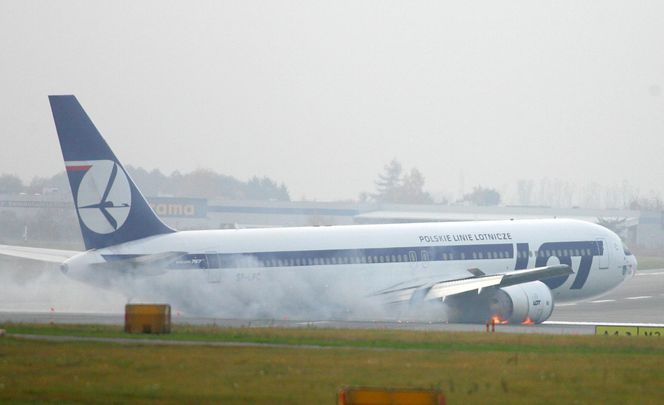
[399,168,433,204]
[368,160,433,204]
[0,174,24,194]
[26,171,70,195]
[372,159,403,202]
[246,176,290,201]
[462,186,501,206]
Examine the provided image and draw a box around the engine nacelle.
[444,280,554,324]
[491,281,554,324]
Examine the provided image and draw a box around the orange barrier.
[338,387,445,405]
[124,304,171,334]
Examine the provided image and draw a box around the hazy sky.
[0,1,662,201]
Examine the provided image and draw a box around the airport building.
[1,194,661,249]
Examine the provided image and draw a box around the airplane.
[0,95,637,323]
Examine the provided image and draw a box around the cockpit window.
[622,243,633,256]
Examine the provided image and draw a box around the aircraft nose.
[629,254,638,275]
[622,253,637,278]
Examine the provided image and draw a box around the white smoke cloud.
[0,258,125,313]
[1,256,450,322]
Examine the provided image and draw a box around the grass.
[1,324,664,404]
[3,322,664,355]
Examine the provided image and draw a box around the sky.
[0,1,662,202]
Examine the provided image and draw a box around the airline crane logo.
[66,160,132,234]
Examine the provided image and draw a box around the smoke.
[0,257,125,313]
[1,255,451,322]
[119,266,395,321]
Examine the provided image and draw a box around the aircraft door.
[205,252,222,283]
[421,250,429,268]
[596,239,609,269]
[409,250,418,269]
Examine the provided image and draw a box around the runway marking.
[590,299,615,304]
[625,296,652,300]
[295,321,330,326]
[636,272,664,276]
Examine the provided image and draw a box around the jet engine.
[444,281,554,324]
[489,281,554,324]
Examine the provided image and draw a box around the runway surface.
[1,268,662,335]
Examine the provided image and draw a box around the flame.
[521,317,535,325]
[491,315,508,324]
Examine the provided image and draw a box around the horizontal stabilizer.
[0,244,80,263]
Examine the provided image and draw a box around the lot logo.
[69,160,132,234]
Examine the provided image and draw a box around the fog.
[1,1,663,201]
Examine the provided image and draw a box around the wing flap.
[499,264,573,287]
[424,275,504,300]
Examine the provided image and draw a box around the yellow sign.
[596,325,664,337]
[595,326,638,336]
[638,327,664,337]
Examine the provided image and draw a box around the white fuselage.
[64,219,635,311]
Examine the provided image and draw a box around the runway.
[1,269,662,335]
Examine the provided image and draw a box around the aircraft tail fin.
[49,95,175,250]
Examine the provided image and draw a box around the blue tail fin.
[49,95,175,250]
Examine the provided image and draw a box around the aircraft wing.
[0,244,81,263]
[377,264,572,303]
